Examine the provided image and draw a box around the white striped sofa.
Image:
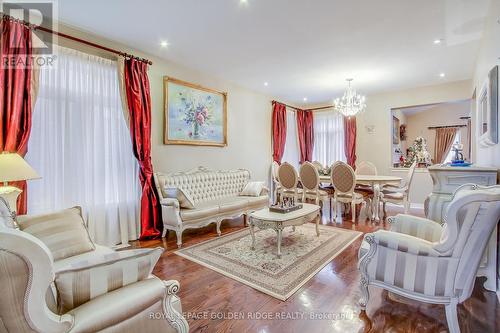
[154,167,269,247]
[358,184,500,333]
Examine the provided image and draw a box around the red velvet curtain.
[296,110,314,163]
[272,101,287,163]
[343,116,357,169]
[0,18,33,214]
[123,59,160,239]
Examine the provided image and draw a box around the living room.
[1,1,500,332]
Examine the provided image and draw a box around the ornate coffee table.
[248,203,321,258]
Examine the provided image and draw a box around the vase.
[193,122,200,138]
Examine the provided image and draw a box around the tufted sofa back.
[155,167,251,204]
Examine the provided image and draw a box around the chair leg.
[404,197,410,214]
[176,228,183,248]
[359,275,370,310]
[445,299,461,333]
[332,198,337,220]
[161,227,168,238]
[382,202,387,219]
[329,196,333,221]
[351,202,356,222]
[216,219,222,236]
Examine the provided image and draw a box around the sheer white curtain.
[312,111,346,167]
[281,109,300,169]
[26,46,140,246]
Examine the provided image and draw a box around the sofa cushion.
[54,247,163,313]
[218,197,248,213]
[17,207,95,261]
[180,201,220,221]
[246,195,269,208]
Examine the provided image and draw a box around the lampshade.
[0,152,40,182]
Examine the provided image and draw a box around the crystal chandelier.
[333,79,366,117]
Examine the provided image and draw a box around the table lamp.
[0,152,40,212]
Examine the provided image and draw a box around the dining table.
[318,174,402,222]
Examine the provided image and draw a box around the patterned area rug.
[175,224,362,300]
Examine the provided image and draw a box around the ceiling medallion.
[334,79,366,117]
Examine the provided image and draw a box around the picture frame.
[164,76,227,146]
[477,65,498,147]
[392,116,400,144]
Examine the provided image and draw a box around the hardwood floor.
[133,204,500,333]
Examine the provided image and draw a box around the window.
[25,46,140,246]
[443,131,462,163]
[281,109,300,169]
[312,112,345,167]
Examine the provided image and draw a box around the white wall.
[356,80,472,204]
[469,0,500,290]
[472,0,500,167]
[53,24,276,182]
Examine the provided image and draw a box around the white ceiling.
[56,0,490,105]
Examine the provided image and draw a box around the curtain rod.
[1,13,153,65]
[428,125,467,129]
[273,101,335,112]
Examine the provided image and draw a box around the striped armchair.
[358,184,500,333]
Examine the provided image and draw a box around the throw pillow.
[17,206,95,261]
[54,247,163,313]
[240,181,265,197]
[164,187,195,209]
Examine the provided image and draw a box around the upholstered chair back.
[312,160,324,171]
[154,167,251,204]
[277,162,299,190]
[299,162,320,191]
[405,161,417,189]
[433,184,500,301]
[0,227,73,332]
[330,161,355,194]
[355,161,377,175]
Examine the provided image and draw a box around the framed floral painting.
[164,76,227,146]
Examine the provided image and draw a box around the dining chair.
[330,161,369,222]
[299,162,329,207]
[271,161,281,204]
[312,160,324,171]
[277,162,302,203]
[355,161,378,194]
[381,161,417,216]
[355,161,378,176]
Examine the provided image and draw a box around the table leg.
[315,213,320,236]
[276,228,282,258]
[250,219,256,250]
[373,183,381,222]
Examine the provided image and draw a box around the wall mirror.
[477,65,498,147]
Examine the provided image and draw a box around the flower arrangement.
[403,136,432,167]
[178,92,214,138]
